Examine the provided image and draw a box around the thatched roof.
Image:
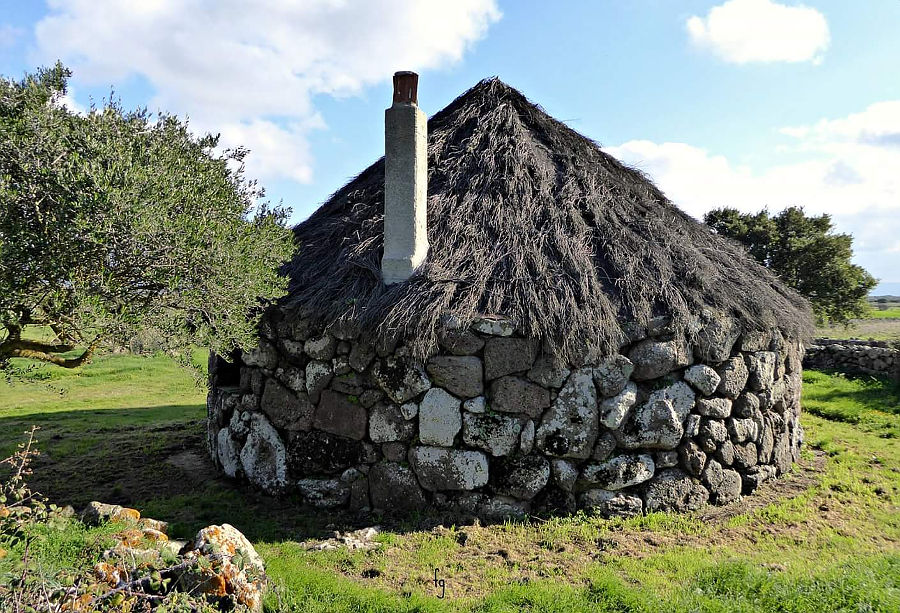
[283,78,813,361]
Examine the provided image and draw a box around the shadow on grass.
[0,404,454,544]
[0,404,366,543]
[803,370,900,432]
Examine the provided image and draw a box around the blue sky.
[2,0,898,292]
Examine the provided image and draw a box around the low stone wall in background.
[206,312,805,522]
[804,338,899,380]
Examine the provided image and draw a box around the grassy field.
[867,307,900,319]
[2,353,900,611]
[815,307,900,342]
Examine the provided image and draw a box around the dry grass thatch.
[282,78,813,361]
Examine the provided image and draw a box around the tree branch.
[5,343,97,368]
[13,339,77,353]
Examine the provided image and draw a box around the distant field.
[816,304,900,342]
[868,307,900,319]
[816,318,900,343]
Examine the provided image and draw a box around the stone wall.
[804,338,899,380]
[207,312,804,520]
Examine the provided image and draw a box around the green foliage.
[704,206,877,325]
[0,64,295,370]
[0,427,51,551]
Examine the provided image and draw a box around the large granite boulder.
[694,315,740,363]
[410,446,489,491]
[462,412,523,456]
[426,356,484,398]
[372,355,432,404]
[240,414,288,494]
[297,478,350,508]
[716,356,749,398]
[579,453,655,490]
[216,428,242,478]
[580,489,643,518]
[629,339,691,380]
[683,364,721,396]
[491,455,551,500]
[527,356,571,388]
[313,391,367,440]
[643,468,709,512]
[484,337,538,380]
[369,462,427,511]
[535,369,599,459]
[598,381,638,429]
[369,402,415,443]
[593,355,634,396]
[488,376,551,417]
[418,387,462,446]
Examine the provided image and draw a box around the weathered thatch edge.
[280,78,814,362]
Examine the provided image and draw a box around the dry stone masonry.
[804,338,899,381]
[207,310,805,520]
[205,77,816,521]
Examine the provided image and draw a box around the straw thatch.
[283,78,813,361]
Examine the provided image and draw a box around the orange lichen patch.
[141,528,168,542]
[93,562,124,586]
[60,593,94,612]
[179,568,228,598]
[234,581,263,611]
[200,573,228,597]
[0,505,10,518]
[114,529,145,547]
[220,563,265,611]
[192,524,264,574]
[114,507,141,522]
[200,525,238,555]
[183,525,267,610]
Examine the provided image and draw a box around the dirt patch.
[166,450,218,482]
[698,451,826,523]
[28,423,208,510]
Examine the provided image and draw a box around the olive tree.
[704,206,877,325]
[0,64,295,369]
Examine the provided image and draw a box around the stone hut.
[207,75,814,519]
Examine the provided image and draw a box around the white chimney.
[381,71,429,285]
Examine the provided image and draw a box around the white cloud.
[0,24,23,48]
[605,100,900,281]
[781,101,900,147]
[56,89,85,115]
[686,0,829,64]
[32,0,501,182]
[217,117,324,185]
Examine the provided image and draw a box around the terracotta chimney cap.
[393,71,418,105]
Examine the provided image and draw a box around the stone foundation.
[207,313,804,520]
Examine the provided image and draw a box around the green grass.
[0,351,206,419]
[867,307,900,319]
[801,370,900,437]
[2,354,900,612]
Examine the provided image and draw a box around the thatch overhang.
[282,78,813,361]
